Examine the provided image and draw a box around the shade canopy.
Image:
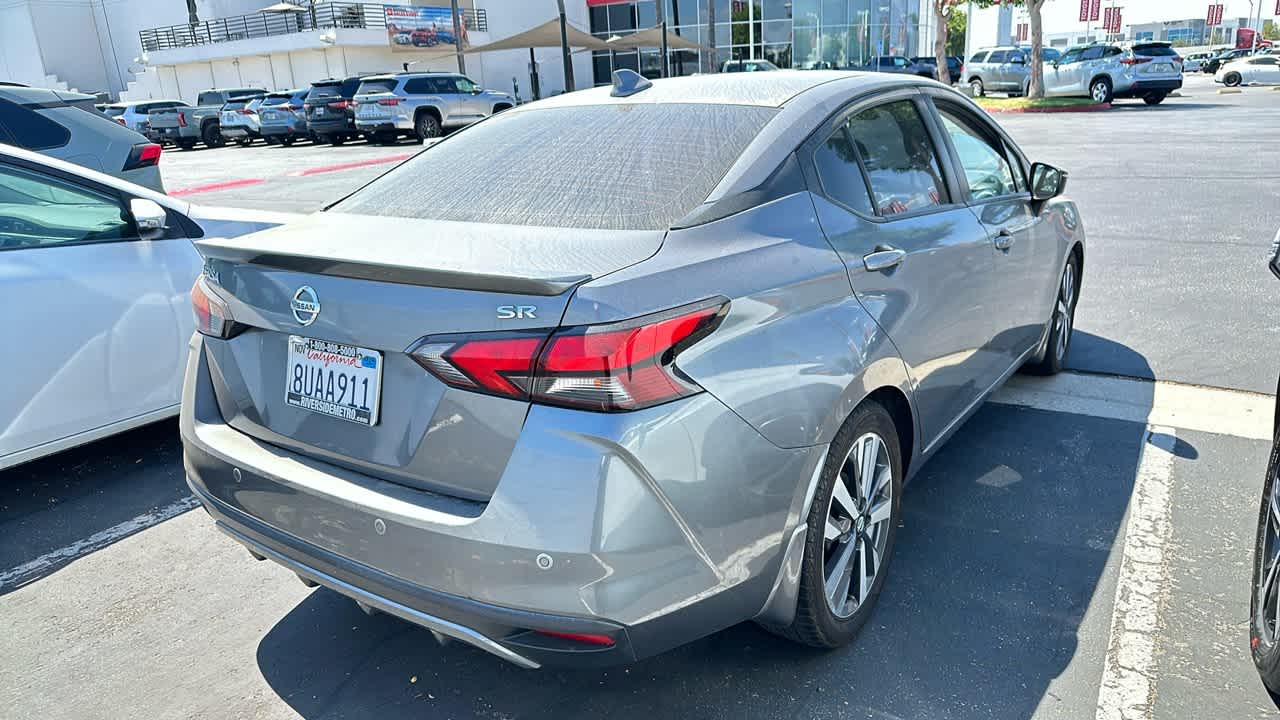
[605,26,707,51]
[464,18,610,54]
[258,2,306,12]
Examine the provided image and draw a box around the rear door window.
[842,100,947,217]
[988,50,1009,63]
[403,77,433,94]
[970,51,989,63]
[0,99,71,151]
[1081,46,1105,61]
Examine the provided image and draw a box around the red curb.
[983,102,1112,114]
[169,178,266,197]
[292,153,414,176]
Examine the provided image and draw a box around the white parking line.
[0,496,199,591]
[1094,427,1177,720]
[992,372,1273,440]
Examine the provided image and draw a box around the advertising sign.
[1103,7,1114,32]
[1090,0,1101,21]
[1080,0,1090,22]
[384,4,468,53]
[1206,3,1224,26]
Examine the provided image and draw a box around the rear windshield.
[334,103,776,230]
[1134,44,1178,57]
[222,100,248,111]
[261,95,292,106]
[307,83,341,99]
[355,79,397,95]
[103,106,125,117]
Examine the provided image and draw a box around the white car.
[1182,52,1213,73]
[1216,55,1280,86]
[0,143,295,470]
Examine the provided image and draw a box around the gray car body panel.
[181,70,1085,666]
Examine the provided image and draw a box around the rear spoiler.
[197,241,589,296]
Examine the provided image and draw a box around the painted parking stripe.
[0,496,199,591]
[992,372,1273,440]
[1094,427,1177,720]
[169,178,267,197]
[286,153,414,177]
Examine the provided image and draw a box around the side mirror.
[1030,162,1068,201]
[130,198,168,239]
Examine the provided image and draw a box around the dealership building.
[1,0,932,104]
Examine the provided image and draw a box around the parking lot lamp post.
[557,0,575,91]
[451,0,466,74]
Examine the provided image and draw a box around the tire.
[767,400,903,648]
[330,135,346,146]
[969,78,985,97]
[281,136,296,146]
[414,112,441,142]
[1250,437,1280,696]
[1024,251,1080,376]
[1090,77,1113,104]
[202,123,225,148]
[176,139,196,151]
[1225,72,1243,87]
[265,136,280,145]
[1142,92,1167,105]
[235,136,253,147]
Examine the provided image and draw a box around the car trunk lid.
[195,212,665,501]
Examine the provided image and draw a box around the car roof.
[0,86,96,104]
[525,70,917,111]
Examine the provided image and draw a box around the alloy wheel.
[823,432,894,619]
[1092,81,1109,103]
[1054,262,1076,361]
[1257,468,1280,649]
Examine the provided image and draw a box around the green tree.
[1265,19,1278,42]
[973,0,1048,98]
[946,8,968,57]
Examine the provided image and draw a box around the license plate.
[285,336,382,426]
[314,107,325,117]
[1146,63,1173,73]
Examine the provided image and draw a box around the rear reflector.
[533,630,615,647]
[409,299,728,412]
[122,142,162,171]
[191,275,238,338]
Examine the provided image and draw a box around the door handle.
[863,246,906,272]
[994,230,1015,251]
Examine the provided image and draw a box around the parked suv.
[862,55,934,77]
[0,86,164,192]
[1040,42,1183,105]
[149,88,266,149]
[103,100,188,141]
[912,55,963,83]
[258,89,310,146]
[220,96,267,146]
[353,72,516,143]
[966,46,1032,96]
[304,75,369,146]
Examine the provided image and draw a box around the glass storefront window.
[608,3,637,33]
[637,0,657,28]
[762,0,791,20]
[761,20,791,44]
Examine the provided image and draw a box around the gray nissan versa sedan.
[181,70,1083,668]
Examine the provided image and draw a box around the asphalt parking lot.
[4,73,1280,719]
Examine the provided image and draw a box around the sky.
[969,0,1275,42]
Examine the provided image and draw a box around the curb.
[1218,87,1243,94]
[982,102,1112,114]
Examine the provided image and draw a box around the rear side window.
[970,51,988,63]
[197,92,224,105]
[1134,44,1178,57]
[403,77,434,94]
[1104,47,1123,57]
[103,106,126,117]
[814,126,875,216]
[222,101,247,111]
[356,79,397,94]
[0,99,71,151]
[841,100,946,217]
[334,103,777,230]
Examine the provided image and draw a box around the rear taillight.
[303,103,312,112]
[377,98,401,106]
[177,112,187,127]
[238,108,254,115]
[410,299,728,412]
[1173,55,1183,63]
[191,275,238,338]
[114,117,126,126]
[533,630,615,647]
[1120,57,1153,65]
[122,142,162,171]
[329,100,352,110]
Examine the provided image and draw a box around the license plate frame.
[285,335,383,426]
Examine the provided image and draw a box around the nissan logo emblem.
[291,286,320,326]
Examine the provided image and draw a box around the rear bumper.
[355,118,412,133]
[260,124,307,137]
[180,334,822,667]
[1113,77,1183,97]
[307,118,355,134]
[220,126,255,138]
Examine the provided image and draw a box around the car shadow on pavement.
[0,419,190,595]
[255,335,1168,720]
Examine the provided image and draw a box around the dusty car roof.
[521,70,918,110]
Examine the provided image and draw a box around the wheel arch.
[414,104,443,123]
[1089,73,1113,90]
[492,102,513,113]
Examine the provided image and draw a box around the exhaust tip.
[296,573,319,588]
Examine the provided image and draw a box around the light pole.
[556,0,574,92]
